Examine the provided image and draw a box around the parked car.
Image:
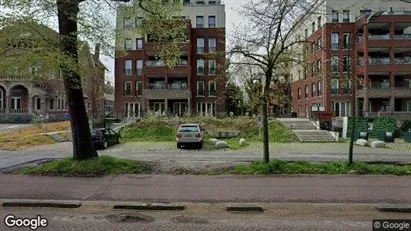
[176,124,204,149]
[91,128,121,149]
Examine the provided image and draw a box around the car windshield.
[179,126,199,132]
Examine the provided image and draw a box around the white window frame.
[136,38,143,50]
[208,81,216,96]
[196,16,204,28]
[124,81,132,96]
[208,59,216,75]
[208,15,216,28]
[136,60,143,75]
[124,17,134,29]
[197,38,205,53]
[197,81,204,96]
[136,81,143,96]
[208,38,217,52]
[10,97,21,109]
[197,59,205,75]
[124,60,132,76]
[124,38,132,50]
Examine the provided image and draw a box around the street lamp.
[348,11,384,164]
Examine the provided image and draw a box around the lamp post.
[348,11,384,164]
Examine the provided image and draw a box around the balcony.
[368,35,391,40]
[394,57,411,65]
[144,43,190,56]
[145,60,189,77]
[370,82,390,89]
[394,34,411,40]
[146,60,164,67]
[143,82,191,99]
[368,58,390,65]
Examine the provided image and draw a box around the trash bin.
[381,131,395,143]
[354,131,368,141]
[405,132,411,143]
[377,131,386,141]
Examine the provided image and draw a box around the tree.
[225,77,244,116]
[230,0,323,162]
[1,0,186,160]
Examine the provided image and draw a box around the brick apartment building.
[290,0,411,120]
[114,0,226,117]
[0,22,106,122]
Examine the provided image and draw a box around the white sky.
[101,0,248,81]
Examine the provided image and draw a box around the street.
[1,203,409,231]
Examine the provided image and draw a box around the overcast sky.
[101,0,248,82]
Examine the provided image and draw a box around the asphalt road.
[1,203,409,231]
[0,175,410,203]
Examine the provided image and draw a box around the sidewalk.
[0,174,410,203]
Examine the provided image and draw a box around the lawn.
[0,121,70,150]
[209,160,411,176]
[14,156,151,177]
[121,117,299,150]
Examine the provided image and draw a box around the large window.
[136,81,143,96]
[136,17,144,26]
[342,56,351,72]
[136,60,143,75]
[124,81,132,96]
[124,60,132,76]
[124,17,134,29]
[343,33,350,49]
[49,99,54,110]
[197,59,204,75]
[297,87,301,100]
[197,81,204,96]
[305,85,309,98]
[197,38,205,53]
[124,38,132,50]
[208,38,217,52]
[312,82,316,97]
[317,16,321,29]
[317,81,322,96]
[0,89,3,109]
[136,38,143,50]
[332,10,339,22]
[209,81,216,96]
[342,10,350,23]
[196,16,204,28]
[331,56,339,72]
[331,79,339,95]
[312,21,315,33]
[331,33,339,50]
[208,59,216,75]
[208,16,216,28]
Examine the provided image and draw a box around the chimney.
[94,43,100,61]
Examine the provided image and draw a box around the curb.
[2,200,81,208]
[113,204,185,211]
[376,204,411,213]
[226,206,264,212]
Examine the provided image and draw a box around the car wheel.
[102,140,108,149]
[177,143,181,149]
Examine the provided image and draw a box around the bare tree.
[230,0,323,163]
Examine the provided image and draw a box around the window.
[312,21,315,33]
[208,16,216,28]
[124,60,132,76]
[124,38,132,50]
[0,89,3,109]
[331,33,339,50]
[124,17,134,29]
[316,59,321,73]
[136,81,143,96]
[208,38,217,52]
[312,83,316,97]
[136,17,144,26]
[208,59,216,75]
[297,87,301,100]
[331,56,339,72]
[332,10,339,22]
[196,16,204,28]
[197,59,205,75]
[49,99,54,110]
[124,81,132,96]
[343,80,352,94]
[136,60,143,75]
[317,81,322,96]
[197,81,204,96]
[305,28,308,39]
[317,16,321,29]
[342,56,351,72]
[136,38,143,50]
[331,79,339,95]
[209,81,216,96]
[343,33,350,49]
[304,68,307,79]
[197,37,205,53]
[298,70,302,80]
[317,38,322,51]
[342,10,350,23]
[305,85,309,98]
[360,9,372,17]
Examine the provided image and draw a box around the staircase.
[277,118,336,142]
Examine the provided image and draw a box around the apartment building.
[0,22,106,122]
[114,0,226,117]
[289,0,411,120]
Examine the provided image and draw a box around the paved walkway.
[1,175,410,203]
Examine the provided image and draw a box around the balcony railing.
[394,57,411,65]
[395,81,411,88]
[369,82,390,89]
[368,35,391,40]
[331,88,338,95]
[0,109,5,114]
[146,60,164,67]
[148,82,188,90]
[0,75,31,81]
[369,58,390,65]
[9,109,29,114]
[394,34,411,40]
[382,11,411,16]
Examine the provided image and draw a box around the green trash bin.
[405,132,411,143]
[377,131,386,141]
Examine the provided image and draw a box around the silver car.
[176,124,204,149]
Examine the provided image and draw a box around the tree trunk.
[57,0,98,160]
[262,96,270,163]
